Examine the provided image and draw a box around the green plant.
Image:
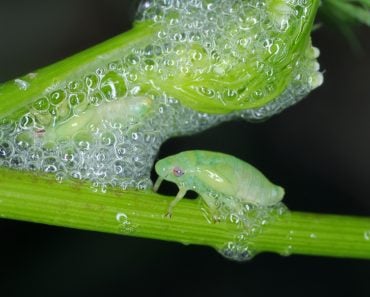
[1,0,370,260]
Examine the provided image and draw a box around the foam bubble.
[0,0,321,189]
[0,0,320,257]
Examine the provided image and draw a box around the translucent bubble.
[60,146,79,168]
[116,212,137,233]
[218,241,256,261]
[0,141,14,158]
[115,142,131,158]
[68,80,83,92]
[89,91,104,106]
[144,45,155,57]
[126,54,140,65]
[70,170,82,179]
[108,60,124,72]
[55,171,66,183]
[73,131,92,151]
[136,178,152,190]
[27,162,39,171]
[281,245,293,256]
[10,155,25,167]
[50,90,66,105]
[229,213,241,224]
[42,157,58,173]
[19,114,35,130]
[127,73,138,82]
[85,74,99,90]
[49,106,58,119]
[143,59,156,72]
[113,160,125,175]
[28,147,43,161]
[14,79,30,90]
[15,132,34,150]
[33,97,50,112]
[42,141,58,153]
[34,112,52,126]
[101,131,116,146]
[0,118,17,134]
[94,148,110,162]
[96,68,106,77]
[69,93,88,114]
[100,71,127,101]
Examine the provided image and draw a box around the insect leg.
[201,193,221,223]
[166,188,187,218]
[153,177,164,192]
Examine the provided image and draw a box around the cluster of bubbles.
[198,190,287,261]
[0,91,230,192]
[0,0,321,189]
[133,0,321,260]
[136,0,322,112]
[0,0,322,260]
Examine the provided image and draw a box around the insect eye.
[173,167,184,177]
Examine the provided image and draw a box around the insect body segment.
[154,150,284,218]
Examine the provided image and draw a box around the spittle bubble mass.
[0,0,322,191]
[0,0,322,260]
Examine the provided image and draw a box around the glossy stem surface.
[1,168,369,259]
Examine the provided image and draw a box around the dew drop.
[14,79,30,90]
[310,233,317,239]
[281,245,293,256]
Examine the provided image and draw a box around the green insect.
[153,150,284,218]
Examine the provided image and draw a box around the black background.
[1,1,370,296]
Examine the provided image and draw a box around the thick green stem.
[0,0,322,116]
[253,212,370,258]
[1,168,369,259]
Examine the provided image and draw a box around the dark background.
[1,1,370,296]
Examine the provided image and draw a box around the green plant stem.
[0,21,157,119]
[1,168,369,259]
[0,0,322,116]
